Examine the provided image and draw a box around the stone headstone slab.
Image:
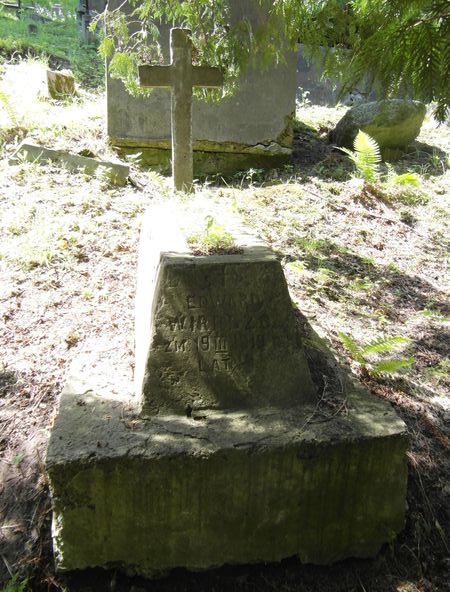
[135,207,316,416]
[106,0,297,175]
[46,332,408,575]
[45,207,408,576]
[10,142,130,186]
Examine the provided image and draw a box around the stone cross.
[139,28,224,193]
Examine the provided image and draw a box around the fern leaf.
[354,131,381,162]
[338,147,356,159]
[353,130,381,182]
[362,335,411,356]
[0,89,18,126]
[338,332,364,364]
[370,357,414,377]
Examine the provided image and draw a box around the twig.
[297,374,347,433]
[413,463,450,554]
[355,571,367,592]
[362,210,445,245]
[128,175,144,191]
[1,554,13,577]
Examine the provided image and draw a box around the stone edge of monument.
[111,138,292,177]
[134,206,316,414]
[46,340,408,576]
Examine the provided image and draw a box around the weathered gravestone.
[46,205,408,576]
[139,28,223,192]
[106,0,296,175]
[134,210,316,415]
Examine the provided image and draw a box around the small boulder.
[330,99,426,156]
[46,69,76,99]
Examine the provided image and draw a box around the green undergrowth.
[0,8,104,88]
[339,333,414,377]
[1,573,28,592]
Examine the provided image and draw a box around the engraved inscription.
[186,292,263,309]
[198,356,233,372]
[161,290,275,375]
[164,339,187,352]
[196,335,228,352]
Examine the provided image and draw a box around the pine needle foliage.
[339,130,381,182]
[339,332,414,377]
[100,0,450,120]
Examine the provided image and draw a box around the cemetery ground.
[0,59,449,592]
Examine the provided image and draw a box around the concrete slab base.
[46,340,408,576]
[113,144,291,177]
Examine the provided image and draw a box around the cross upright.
[139,28,224,193]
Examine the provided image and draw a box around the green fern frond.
[361,335,411,356]
[354,130,381,162]
[339,131,381,182]
[0,89,18,126]
[353,130,381,181]
[338,332,364,364]
[370,357,414,377]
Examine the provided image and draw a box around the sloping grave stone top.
[135,206,316,416]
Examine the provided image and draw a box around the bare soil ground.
[0,63,449,591]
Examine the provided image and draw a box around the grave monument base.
[112,138,292,177]
[47,339,408,576]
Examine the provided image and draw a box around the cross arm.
[192,66,224,89]
[139,65,173,88]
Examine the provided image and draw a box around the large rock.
[330,99,426,153]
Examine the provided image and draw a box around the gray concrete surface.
[106,0,297,174]
[47,342,408,575]
[10,142,129,186]
[135,207,316,416]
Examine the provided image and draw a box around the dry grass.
[0,59,449,591]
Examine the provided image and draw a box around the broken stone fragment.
[46,69,77,100]
[9,142,130,186]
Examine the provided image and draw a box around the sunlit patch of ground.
[0,63,449,591]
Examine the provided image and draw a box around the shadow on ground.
[287,238,449,319]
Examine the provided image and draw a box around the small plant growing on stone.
[339,130,381,183]
[339,332,414,377]
[187,215,242,255]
